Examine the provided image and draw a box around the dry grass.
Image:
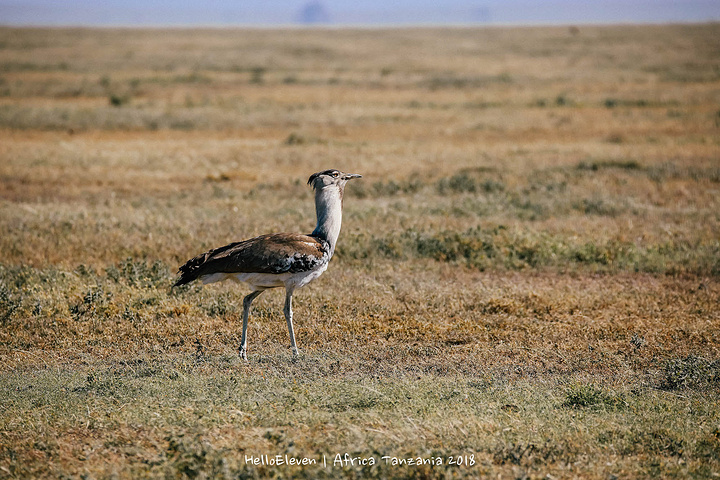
[0,24,719,478]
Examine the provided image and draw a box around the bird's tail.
[173,272,196,287]
[173,252,210,287]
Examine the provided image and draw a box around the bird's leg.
[239,290,263,360]
[284,289,300,357]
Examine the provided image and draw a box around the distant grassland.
[1,25,719,479]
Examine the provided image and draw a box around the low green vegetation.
[340,226,720,274]
[2,354,718,479]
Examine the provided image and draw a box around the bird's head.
[307,169,362,191]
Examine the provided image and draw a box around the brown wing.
[174,233,329,286]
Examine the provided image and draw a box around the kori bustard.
[174,169,362,359]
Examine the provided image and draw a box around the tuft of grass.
[436,174,505,195]
[577,159,643,171]
[105,258,172,288]
[562,384,627,409]
[250,66,266,84]
[350,175,425,198]
[165,433,230,479]
[283,132,327,146]
[603,98,661,108]
[0,282,21,324]
[284,132,306,145]
[573,197,626,217]
[492,440,579,467]
[555,94,572,106]
[660,356,720,391]
[109,93,129,107]
[424,73,512,89]
[68,285,112,321]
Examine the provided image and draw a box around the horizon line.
[1,19,719,29]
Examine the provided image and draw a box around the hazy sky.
[1,0,719,26]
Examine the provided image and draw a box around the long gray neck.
[311,185,343,254]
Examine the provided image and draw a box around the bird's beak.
[344,173,362,180]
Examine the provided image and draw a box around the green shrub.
[105,258,171,288]
[660,356,720,391]
[563,384,626,409]
[0,282,20,323]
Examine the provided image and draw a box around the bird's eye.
[332,172,339,178]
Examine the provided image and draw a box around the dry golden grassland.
[0,24,719,478]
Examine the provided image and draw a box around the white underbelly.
[200,263,329,291]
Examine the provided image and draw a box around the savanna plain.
[0,25,719,479]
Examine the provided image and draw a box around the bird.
[174,169,362,359]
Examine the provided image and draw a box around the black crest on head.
[307,169,340,188]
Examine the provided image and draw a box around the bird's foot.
[291,347,300,358]
[239,346,248,361]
